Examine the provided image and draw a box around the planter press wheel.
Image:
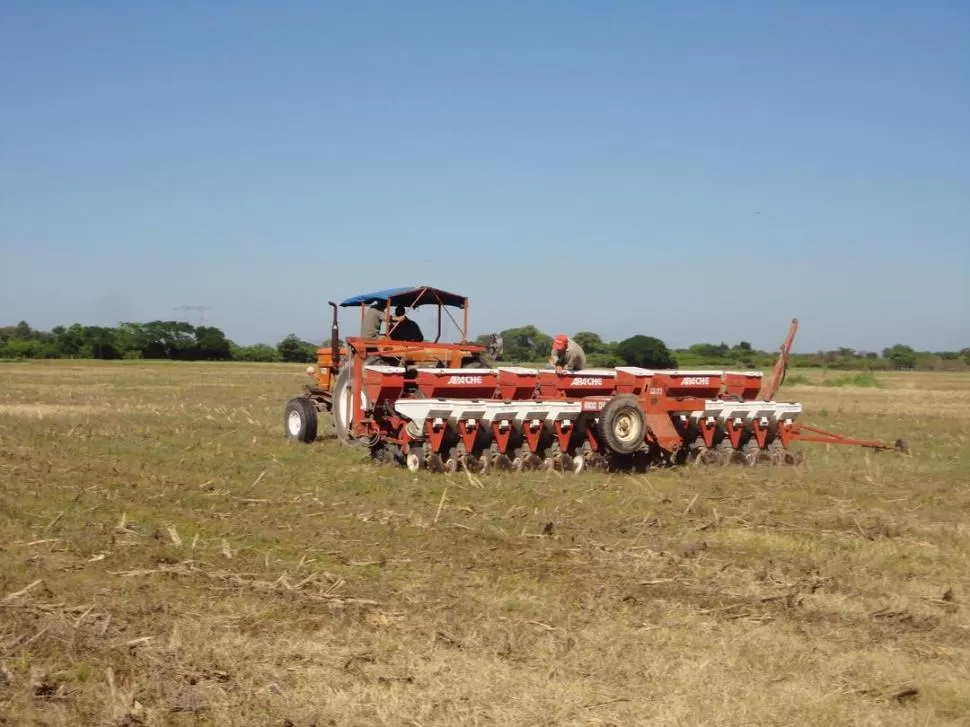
[597,394,647,456]
[406,444,425,472]
[283,397,318,443]
[485,452,513,471]
[512,453,542,471]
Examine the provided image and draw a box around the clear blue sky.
[2,0,968,353]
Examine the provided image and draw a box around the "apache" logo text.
[680,376,711,386]
[447,375,484,385]
[571,377,604,386]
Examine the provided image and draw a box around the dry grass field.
[1,361,968,726]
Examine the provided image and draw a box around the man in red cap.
[548,334,586,372]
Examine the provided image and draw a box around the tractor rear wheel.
[332,366,356,443]
[598,394,646,455]
[284,397,318,443]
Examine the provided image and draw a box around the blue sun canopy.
[338,286,468,309]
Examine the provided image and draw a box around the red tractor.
[283,285,492,443]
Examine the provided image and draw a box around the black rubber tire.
[333,357,391,445]
[597,394,646,455]
[283,397,317,443]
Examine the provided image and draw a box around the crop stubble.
[0,361,968,725]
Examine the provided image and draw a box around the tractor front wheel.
[284,397,318,443]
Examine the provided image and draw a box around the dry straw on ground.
[0,361,968,725]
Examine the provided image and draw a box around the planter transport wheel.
[597,394,647,455]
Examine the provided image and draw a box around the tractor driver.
[388,305,424,342]
[548,334,586,372]
[361,301,386,339]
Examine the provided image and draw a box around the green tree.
[615,335,677,368]
[882,344,917,370]
[115,322,153,358]
[586,349,620,367]
[499,325,552,362]
[232,343,282,362]
[133,321,197,360]
[51,324,87,357]
[81,326,122,359]
[689,342,731,359]
[277,334,316,363]
[194,326,233,360]
[573,331,605,354]
[0,338,60,359]
[13,321,34,340]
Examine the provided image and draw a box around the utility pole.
[175,305,211,326]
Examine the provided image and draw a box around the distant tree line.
[473,326,970,372]
[1,319,968,372]
[0,320,321,364]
